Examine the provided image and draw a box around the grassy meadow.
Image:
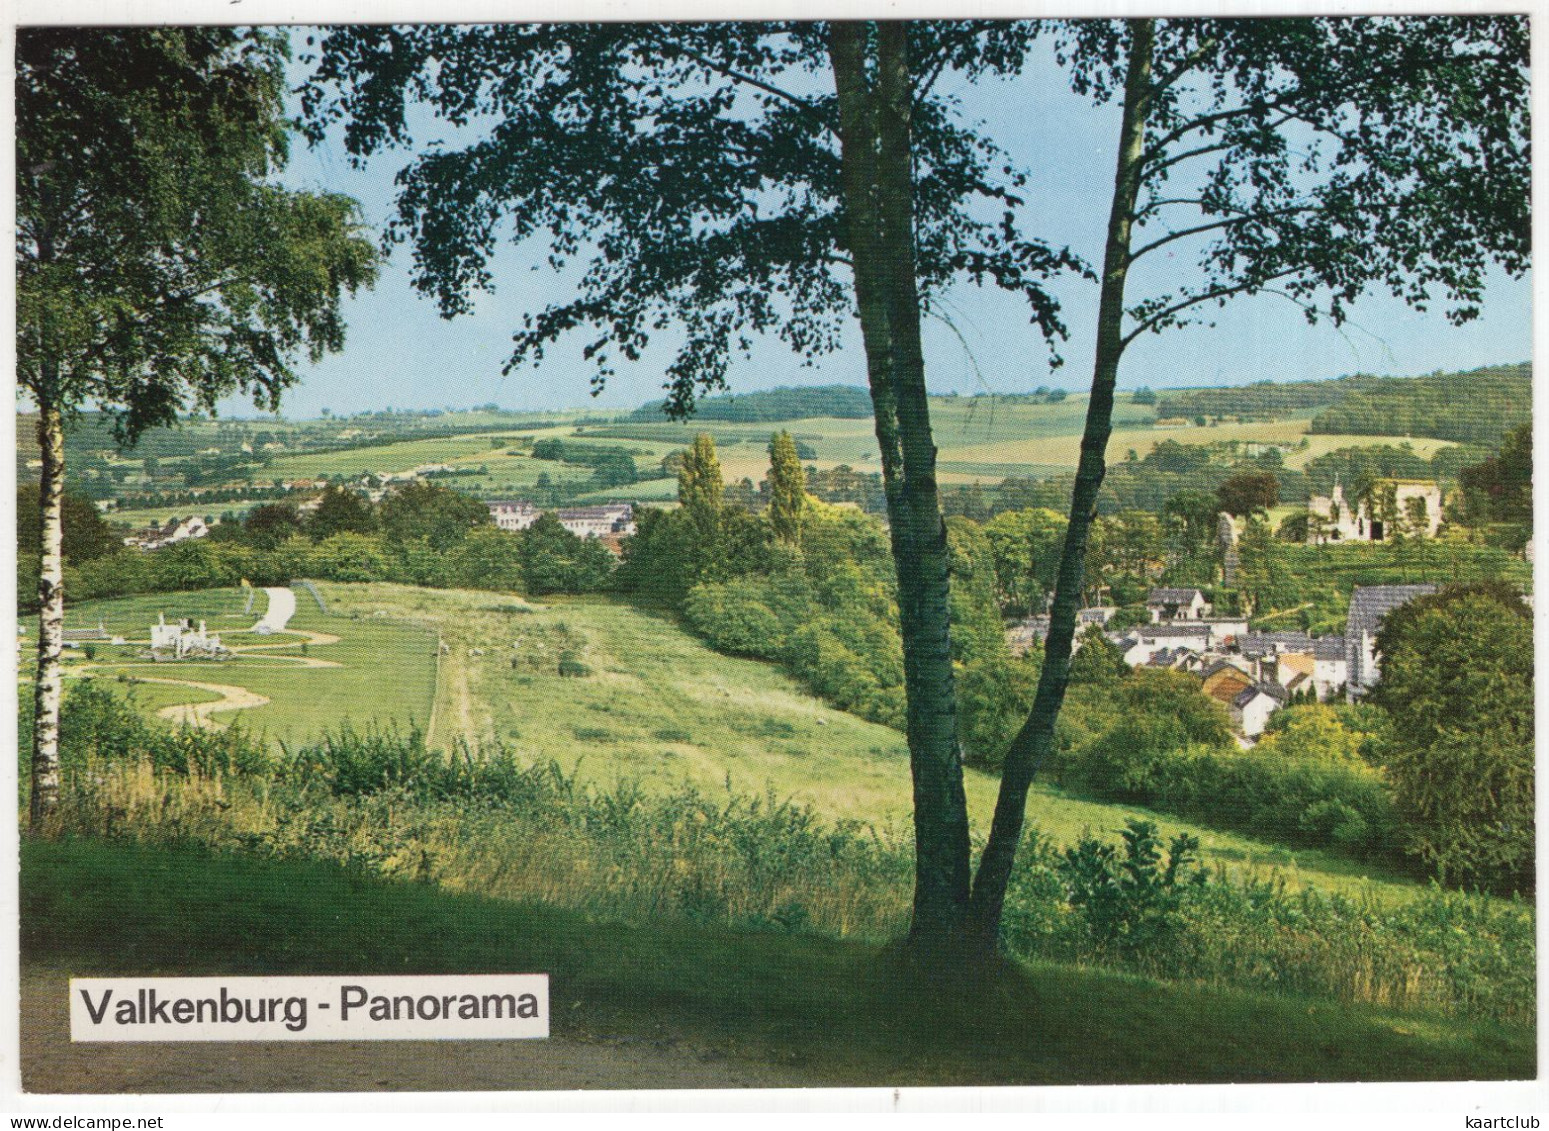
[47,580,1445,907]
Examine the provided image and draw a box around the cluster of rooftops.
[1010,584,1439,739]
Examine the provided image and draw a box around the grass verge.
[21,836,1534,1088]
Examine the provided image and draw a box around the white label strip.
[70,975,549,1042]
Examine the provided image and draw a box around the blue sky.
[236,26,1532,421]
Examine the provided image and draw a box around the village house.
[1005,606,1117,655]
[1147,587,1212,622]
[484,500,638,540]
[557,504,637,539]
[124,515,210,551]
[1201,658,1256,705]
[1231,682,1289,738]
[1344,583,1437,698]
[488,499,542,532]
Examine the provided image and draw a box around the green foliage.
[767,431,807,545]
[1155,365,1532,449]
[377,480,493,550]
[18,28,379,437]
[1459,423,1532,525]
[243,502,305,550]
[677,433,725,518]
[1057,820,1205,955]
[1051,672,1401,863]
[34,712,1535,1028]
[15,485,119,564]
[1065,630,1128,686]
[1257,703,1384,765]
[633,384,875,423]
[983,507,1067,616]
[1156,378,1347,421]
[301,25,1072,417]
[1372,584,1534,892]
[1217,472,1279,516]
[307,485,376,539]
[1305,443,1441,497]
[1309,365,1531,446]
[677,505,927,732]
[37,679,270,780]
[514,515,615,595]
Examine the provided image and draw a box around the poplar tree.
[678,433,726,532]
[767,431,807,545]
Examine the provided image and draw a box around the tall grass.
[35,692,1535,1026]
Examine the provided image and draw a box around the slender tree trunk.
[30,389,66,830]
[830,20,972,954]
[966,19,1155,951]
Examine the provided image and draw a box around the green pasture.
[1281,432,1460,469]
[263,432,539,478]
[100,678,224,715]
[110,502,264,528]
[43,579,1485,906]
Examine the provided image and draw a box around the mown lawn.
[50,587,437,748]
[20,836,1533,1087]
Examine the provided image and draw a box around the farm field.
[54,395,1472,528]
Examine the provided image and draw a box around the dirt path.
[252,585,297,634]
[140,676,270,729]
[20,967,814,1093]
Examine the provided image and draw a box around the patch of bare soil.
[20,967,818,1094]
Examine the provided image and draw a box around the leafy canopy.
[300,22,1084,416]
[1371,583,1534,892]
[1052,17,1528,348]
[17,27,379,436]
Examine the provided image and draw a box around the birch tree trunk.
[966,19,1156,950]
[30,390,66,829]
[829,21,972,953]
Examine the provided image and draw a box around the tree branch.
[1120,268,1300,349]
[654,35,832,134]
[1140,139,1234,178]
[1127,204,1317,263]
[1147,34,1217,100]
[1142,94,1297,159]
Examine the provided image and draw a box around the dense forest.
[1155,377,1362,420]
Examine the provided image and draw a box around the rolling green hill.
[52,581,1437,905]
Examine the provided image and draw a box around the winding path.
[140,676,271,729]
[252,585,297,634]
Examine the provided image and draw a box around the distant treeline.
[630,384,874,423]
[1155,377,1363,420]
[1308,364,1531,446]
[1154,363,1530,447]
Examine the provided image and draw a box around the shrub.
[558,651,592,678]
